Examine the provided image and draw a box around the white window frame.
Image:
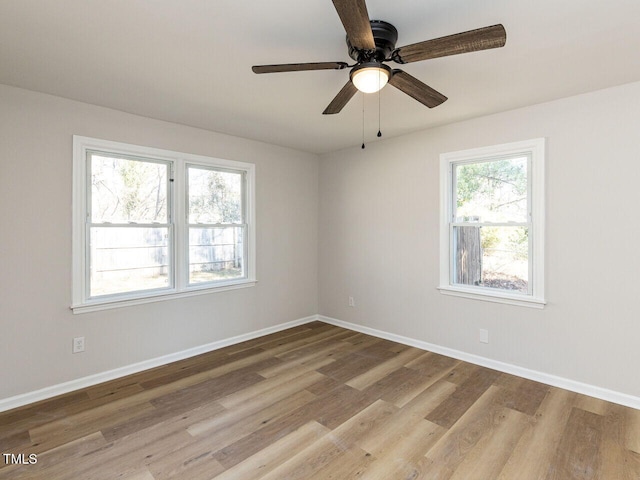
[439,138,545,308]
[72,136,256,314]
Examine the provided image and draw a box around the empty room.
[1,1,639,479]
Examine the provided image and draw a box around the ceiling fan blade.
[389,70,447,108]
[323,81,358,115]
[393,24,506,64]
[252,62,349,74]
[331,0,375,50]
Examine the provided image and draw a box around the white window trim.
[72,136,256,314]
[438,138,546,309]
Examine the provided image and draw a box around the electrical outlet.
[479,329,489,344]
[73,336,85,353]
[348,296,355,307]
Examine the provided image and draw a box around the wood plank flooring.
[0,322,638,479]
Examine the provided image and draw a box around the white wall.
[0,85,319,400]
[319,80,640,399]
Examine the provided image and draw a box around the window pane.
[188,167,242,224]
[90,154,168,224]
[189,227,244,284]
[90,227,170,297]
[455,156,528,223]
[453,225,528,293]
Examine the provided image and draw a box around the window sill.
[71,280,257,314]
[438,285,546,309]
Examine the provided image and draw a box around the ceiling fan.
[252,0,506,115]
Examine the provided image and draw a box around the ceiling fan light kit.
[252,0,506,116]
[350,62,391,93]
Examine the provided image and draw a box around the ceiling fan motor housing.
[347,20,398,62]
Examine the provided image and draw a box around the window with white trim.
[72,136,256,313]
[439,138,545,308]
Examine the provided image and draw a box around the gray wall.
[319,80,640,398]
[0,85,319,399]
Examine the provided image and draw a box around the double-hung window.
[439,138,545,308]
[72,136,255,313]
[186,165,246,286]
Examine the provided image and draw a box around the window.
[439,138,545,308]
[72,136,255,313]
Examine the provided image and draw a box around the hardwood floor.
[1,322,638,479]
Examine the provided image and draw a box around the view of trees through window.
[453,156,529,293]
[90,154,171,297]
[187,166,245,284]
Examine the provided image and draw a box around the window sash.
[87,150,172,224]
[86,223,174,299]
[451,153,532,224]
[186,164,245,225]
[449,223,533,296]
[187,224,247,286]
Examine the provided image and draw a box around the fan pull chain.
[361,92,365,149]
[377,76,382,138]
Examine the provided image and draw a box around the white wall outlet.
[479,329,489,344]
[348,296,355,307]
[72,336,85,353]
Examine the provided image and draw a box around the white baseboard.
[0,316,317,413]
[3,314,638,413]
[318,315,640,411]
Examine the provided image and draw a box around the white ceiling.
[1,0,639,154]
